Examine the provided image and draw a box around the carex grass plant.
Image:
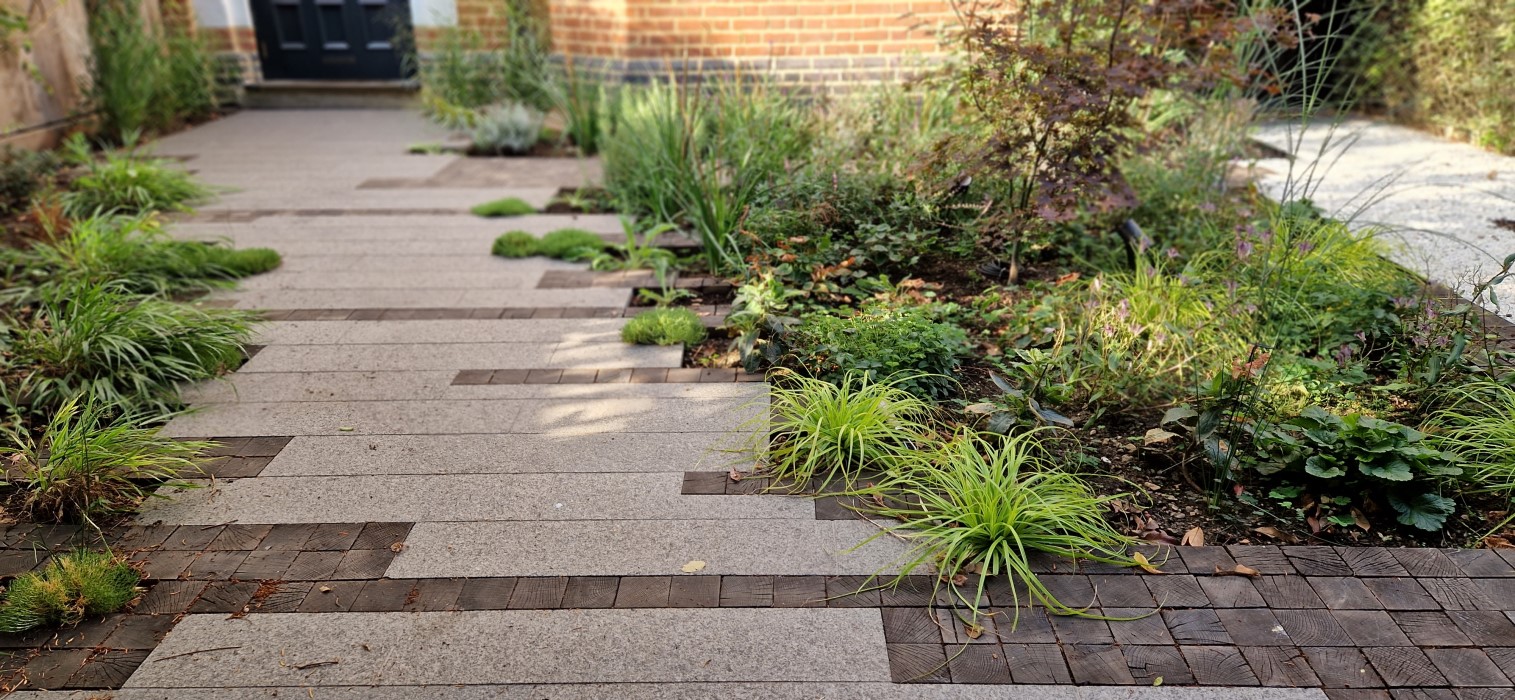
[0,549,142,631]
[748,370,936,492]
[61,134,211,218]
[856,429,1134,623]
[1,397,210,524]
[3,281,254,417]
[14,214,278,298]
[1431,381,1515,499]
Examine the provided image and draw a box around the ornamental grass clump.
[620,308,705,346]
[14,215,278,297]
[3,281,255,416]
[858,429,1134,622]
[750,370,935,491]
[1,398,210,523]
[60,136,210,217]
[1432,381,1515,498]
[0,550,142,632]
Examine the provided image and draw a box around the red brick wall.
[622,1,950,59]
[550,0,631,59]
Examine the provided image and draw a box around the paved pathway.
[1251,120,1515,319]
[39,111,1515,698]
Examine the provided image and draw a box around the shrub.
[0,397,210,522]
[61,136,210,217]
[858,430,1134,618]
[469,197,535,218]
[0,147,60,216]
[1379,0,1515,153]
[15,215,278,296]
[537,228,605,260]
[3,281,255,416]
[1074,267,1241,407]
[751,371,934,490]
[620,308,706,346]
[786,305,966,401]
[0,550,141,631]
[744,169,962,297]
[491,231,539,258]
[1431,381,1515,497]
[601,78,813,273]
[87,0,216,142]
[1251,406,1462,532]
[471,102,544,155]
[415,26,502,129]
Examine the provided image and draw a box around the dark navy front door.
[251,0,413,80]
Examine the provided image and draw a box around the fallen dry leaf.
[1180,527,1204,547]
[389,542,406,553]
[727,468,744,482]
[680,560,707,573]
[1213,563,1261,578]
[1251,526,1298,543]
[1054,272,1081,286]
[1143,428,1180,446]
[1132,551,1165,575]
[964,623,984,640]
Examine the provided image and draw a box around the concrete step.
[243,80,421,110]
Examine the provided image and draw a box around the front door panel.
[252,0,412,80]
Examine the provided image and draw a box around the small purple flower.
[1296,240,1314,253]
[1236,239,1254,260]
[1354,330,1367,343]
[1165,247,1180,259]
[1115,299,1130,321]
[1224,279,1239,296]
[1198,202,1217,213]
[1335,344,1355,367]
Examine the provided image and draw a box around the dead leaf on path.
[727,468,744,482]
[1180,527,1204,547]
[1143,428,1179,446]
[1132,552,1165,575]
[319,585,332,593]
[1251,526,1297,543]
[1352,508,1372,532]
[1214,563,1261,578]
[681,560,707,573]
[389,542,406,553]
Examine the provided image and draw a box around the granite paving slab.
[162,397,759,436]
[259,433,743,476]
[139,473,810,524]
[1250,119,1515,318]
[237,342,679,372]
[253,319,630,345]
[181,372,763,403]
[126,609,890,687]
[390,520,908,577]
[8,686,1332,699]
[213,287,632,310]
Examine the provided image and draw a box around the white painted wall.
[191,0,456,30]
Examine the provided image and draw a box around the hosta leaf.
[987,412,1016,435]
[1389,492,1455,531]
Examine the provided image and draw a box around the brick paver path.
[12,111,1512,699]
